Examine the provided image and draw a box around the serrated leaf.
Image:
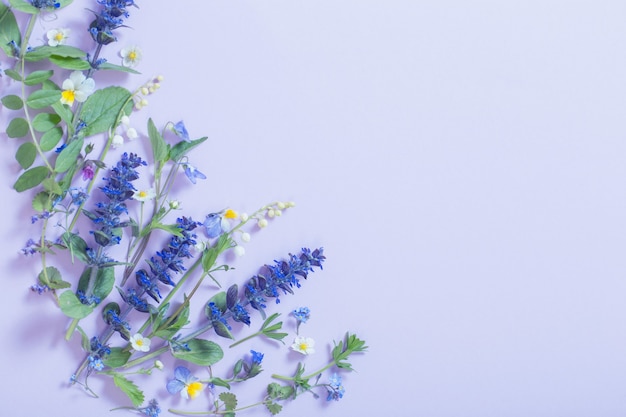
[48,55,90,70]
[32,191,51,212]
[26,89,61,109]
[171,338,224,366]
[37,266,68,289]
[32,112,61,132]
[169,136,208,162]
[147,118,167,163]
[24,70,54,86]
[40,127,63,151]
[8,0,37,14]
[1,94,23,110]
[102,347,131,368]
[0,4,21,57]
[59,291,93,319]
[79,86,131,137]
[14,165,49,192]
[7,117,29,138]
[54,138,83,173]
[266,402,283,416]
[15,142,37,169]
[112,374,144,407]
[219,392,237,411]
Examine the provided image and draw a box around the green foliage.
[14,166,49,192]
[169,136,208,162]
[0,4,20,57]
[97,61,141,74]
[32,191,51,212]
[24,70,54,86]
[8,0,38,14]
[147,118,167,163]
[54,138,83,173]
[6,117,29,138]
[39,127,63,151]
[26,89,62,109]
[24,45,86,61]
[1,94,23,110]
[15,142,37,169]
[32,112,61,132]
[112,374,144,407]
[79,86,132,137]
[59,291,93,319]
[103,347,131,368]
[332,333,368,371]
[171,338,224,366]
[48,55,90,70]
[38,266,71,290]
[220,392,238,411]
[61,232,89,263]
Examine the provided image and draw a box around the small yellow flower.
[224,209,238,219]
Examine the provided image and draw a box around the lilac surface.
[2,1,626,416]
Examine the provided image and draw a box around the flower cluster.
[0,1,367,416]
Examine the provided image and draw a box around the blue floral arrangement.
[0,1,367,415]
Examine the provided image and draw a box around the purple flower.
[182,162,206,184]
[170,121,190,141]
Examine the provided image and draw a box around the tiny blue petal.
[172,121,190,142]
[204,213,222,238]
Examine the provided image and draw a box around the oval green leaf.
[59,291,93,319]
[15,142,37,169]
[40,127,63,151]
[32,112,61,132]
[79,86,131,137]
[24,70,54,86]
[172,338,224,366]
[54,138,83,173]
[14,166,49,192]
[1,94,23,110]
[27,89,62,109]
[6,117,29,138]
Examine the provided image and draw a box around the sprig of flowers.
[0,1,367,416]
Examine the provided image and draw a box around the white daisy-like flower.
[130,333,151,352]
[60,71,95,106]
[46,28,70,46]
[120,45,143,68]
[291,336,315,355]
[133,188,156,202]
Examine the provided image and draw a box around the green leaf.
[98,62,140,74]
[24,45,86,61]
[170,136,208,162]
[32,112,61,132]
[219,392,237,411]
[14,166,49,192]
[40,127,63,151]
[93,267,115,301]
[103,347,131,368]
[37,266,69,289]
[7,0,37,14]
[147,118,167,163]
[51,101,74,126]
[0,4,21,57]
[266,402,283,416]
[54,138,83,173]
[206,292,227,318]
[24,70,54,86]
[15,142,37,169]
[171,338,224,366]
[79,86,131,137]
[59,291,93,319]
[4,69,22,81]
[112,374,144,407]
[6,117,29,138]
[1,95,23,110]
[42,178,62,195]
[267,383,294,400]
[62,232,89,263]
[48,55,90,70]
[32,191,51,212]
[26,89,62,109]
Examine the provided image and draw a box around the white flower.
[120,45,142,68]
[130,333,151,352]
[233,245,245,257]
[154,360,164,370]
[60,71,95,106]
[111,134,124,148]
[133,188,156,202]
[241,232,251,242]
[257,218,268,228]
[291,336,315,355]
[46,28,70,46]
[126,127,138,140]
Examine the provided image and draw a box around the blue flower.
[138,399,161,417]
[89,0,136,45]
[170,120,190,141]
[293,306,310,323]
[250,350,264,365]
[326,373,346,401]
[203,212,232,238]
[182,162,207,184]
[30,0,60,9]
[166,366,205,399]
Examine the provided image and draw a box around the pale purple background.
[1,1,626,416]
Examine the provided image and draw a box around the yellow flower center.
[299,343,309,351]
[136,339,144,346]
[224,209,237,219]
[138,191,147,198]
[55,32,64,41]
[128,51,137,60]
[61,89,75,105]
[186,382,203,399]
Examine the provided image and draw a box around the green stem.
[228,331,261,349]
[169,401,266,416]
[272,361,336,382]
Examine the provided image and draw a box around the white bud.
[194,241,206,251]
[169,200,180,209]
[274,209,282,217]
[120,115,130,126]
[154,360,164,370]
[287,201,296,207]
[141,87,149,95]
[126,127,138,140]
[140,98,148,107]
[157,75,164,81]
[240,213,249,222]
[233,245,245,257]
[267,209,275,218]
[111,134,124,148]
[241,232,251,242]
[258,218,268,228]
[277,201,286,209]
